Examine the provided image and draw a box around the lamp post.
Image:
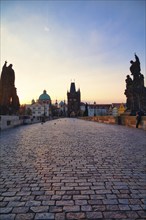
[94,101,96,117]
[42,101,45,123]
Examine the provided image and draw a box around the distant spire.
[70,82,76,93]
[55,99,58,107]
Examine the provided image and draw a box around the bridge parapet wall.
[0,115,23,131]
[0,115,48,130]
[80,116,146,130]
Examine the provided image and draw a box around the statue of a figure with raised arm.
[124,53,146,115]
[0,61,20,115]
[130,53,141,80]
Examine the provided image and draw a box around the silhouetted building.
[67,82,81,117]
[0,61,20,115]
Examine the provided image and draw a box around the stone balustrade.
[0,115,23,131]
[1,115,146,131]
[0,115,41,131]
[80,115,146,130]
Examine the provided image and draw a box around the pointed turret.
[70,82,76,93]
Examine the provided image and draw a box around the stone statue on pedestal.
[130,53,141,80]
[0,61,20,115]
[124,54,146,115]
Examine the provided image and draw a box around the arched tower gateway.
[67,82,81,117]
[0,61,20,115]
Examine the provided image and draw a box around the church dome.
[39,90,51,101]
[59,101,64,106]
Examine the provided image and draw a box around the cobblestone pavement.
[0,118,146,220]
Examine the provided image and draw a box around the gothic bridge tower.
[67,82,81,117]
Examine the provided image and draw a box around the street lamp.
[94,101,96,117]
[42,101,45,123]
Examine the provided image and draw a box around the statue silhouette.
[125,75,132,88]
[0,61,20,115]
[130,53,141,80]
[125,54,146,114]
[1,62,15,87]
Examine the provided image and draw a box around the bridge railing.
[79,116,146,130]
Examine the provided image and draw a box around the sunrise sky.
[0,0,145,104]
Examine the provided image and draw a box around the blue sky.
[1,0,146,104]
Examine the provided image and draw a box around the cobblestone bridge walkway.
[0,118,146,220]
